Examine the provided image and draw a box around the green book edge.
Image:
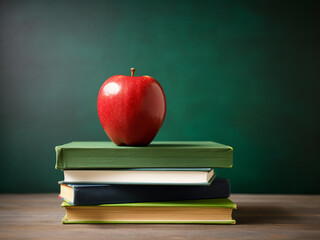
[55,141,233,169]
[61,198,236,209]
[57,141,232,149]
[61,215,236,224]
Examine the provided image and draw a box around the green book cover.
[61,198,236,208]
[55,141,233,169]
[61,215,236,224]
[61,198,236,224]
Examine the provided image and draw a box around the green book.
[55,141,233,169]
[61,198,236,224]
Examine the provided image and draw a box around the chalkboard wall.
[1,0,319,193]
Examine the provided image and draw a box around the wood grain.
[0,194,319,240]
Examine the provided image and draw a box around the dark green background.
[1,0,319,193]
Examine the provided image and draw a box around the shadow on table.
[234,205,297,225]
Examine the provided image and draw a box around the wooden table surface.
[0,194,319,239]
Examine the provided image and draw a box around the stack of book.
[55,141,236,224]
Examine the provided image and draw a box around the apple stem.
[131,68,135,77]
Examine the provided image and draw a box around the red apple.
[97,68,166,146]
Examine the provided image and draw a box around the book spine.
[72,178,230,205]
[55,146,65,169]
[55,148,233,169]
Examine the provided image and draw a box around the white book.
[62,168,215,185]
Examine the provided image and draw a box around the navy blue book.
[59,178,230,205]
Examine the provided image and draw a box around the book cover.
[59,177,230,205]
[55,141,233,169]
[61,198,236,224]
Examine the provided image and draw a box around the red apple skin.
[97,73,166,146]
